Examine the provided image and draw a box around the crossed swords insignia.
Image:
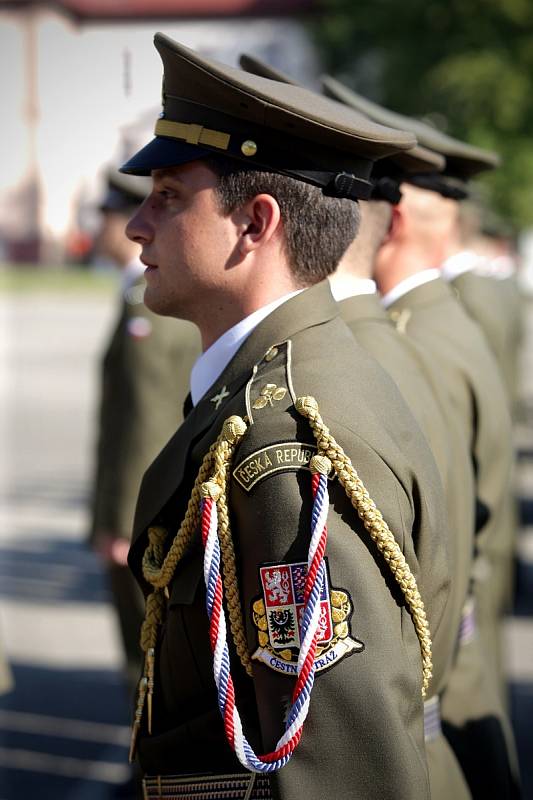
[210,385,230,410]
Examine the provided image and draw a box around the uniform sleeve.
[229,412,430,800]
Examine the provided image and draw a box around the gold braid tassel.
[295,395,433,697]
[129,416,252,761]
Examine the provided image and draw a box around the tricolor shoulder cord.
[200,454,330,772]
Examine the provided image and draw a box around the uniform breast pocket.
[159,549,217,716]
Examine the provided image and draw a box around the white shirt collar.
[329,276,376,302]
[190,290,303,406]
[475,254,516,279]
[381,268,440,308]
[440,250,481,281]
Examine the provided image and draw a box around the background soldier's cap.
[120,34,417,202]
[99,169,151,213]
[321,75,500,198]
[239,52,445,205]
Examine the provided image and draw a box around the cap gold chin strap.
[155,119,230,150]
[130,395,432,761]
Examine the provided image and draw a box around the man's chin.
[144,288,185,319]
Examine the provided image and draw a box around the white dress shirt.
[381,268,441,309]
[329,276,377,302]
[440,250,481,281]
[190,290,303,406]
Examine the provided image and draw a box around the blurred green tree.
[312,0,533,228]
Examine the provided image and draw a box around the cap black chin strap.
[371,176,403,205]
[220,164,373,201]
[320,171,373,201]
[406,172,469,200]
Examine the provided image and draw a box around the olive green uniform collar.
[387,274,455,311]
[339,292,390,324]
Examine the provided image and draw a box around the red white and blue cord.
[201,470,329,773]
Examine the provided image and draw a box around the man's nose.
[125,201,152,245]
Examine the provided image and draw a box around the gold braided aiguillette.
[129,416,249,761]
[295,395,433,697]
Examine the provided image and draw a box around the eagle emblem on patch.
[252,560,364,676]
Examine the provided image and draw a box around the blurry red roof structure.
[2,0,315,18]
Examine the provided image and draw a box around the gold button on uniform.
[265,346,278,362]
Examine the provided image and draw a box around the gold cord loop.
[295,395,433,697]
[130,415,252,759]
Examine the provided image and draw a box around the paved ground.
[0,288,532,799]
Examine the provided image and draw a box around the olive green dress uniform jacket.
[387,277,519,798]
[452,271,523,407]
[129,282,451,800]
[90,275,200,681]
[452,271,522,628]
[340,292,474,800]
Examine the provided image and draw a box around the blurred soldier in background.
[438,197,523,704]
[320,79,521,799]
[441,201,524,412]
[89,170,200,690]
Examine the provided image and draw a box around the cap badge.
[241,139,258,157]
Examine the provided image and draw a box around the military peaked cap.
[322,75,500,193]
[239,52,444,205]
[120,35,417,202]
[99,169,151,213]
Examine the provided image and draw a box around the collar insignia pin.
[210,385,230,410]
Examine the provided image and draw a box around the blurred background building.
[0,0,318,265]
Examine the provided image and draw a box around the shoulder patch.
[245,340,295,424]
[233,441,322,492]
[251,559,364,676]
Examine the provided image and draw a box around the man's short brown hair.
[206,157,360,286]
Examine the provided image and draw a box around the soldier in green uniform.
[118,35,453,800]
[332,202,479,800]
[319,79,520,799]
[441,202,524,411]
[439,202,522,646]
[89,171,200,688]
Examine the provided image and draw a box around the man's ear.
[235,194,282,256]
[384,204,404,244]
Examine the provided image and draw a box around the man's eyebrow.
[152,169,184,184]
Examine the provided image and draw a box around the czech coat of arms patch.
[252,561,364,675]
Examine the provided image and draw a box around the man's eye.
[157,188,177,199]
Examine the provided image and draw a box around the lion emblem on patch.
[252,561,364,676]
